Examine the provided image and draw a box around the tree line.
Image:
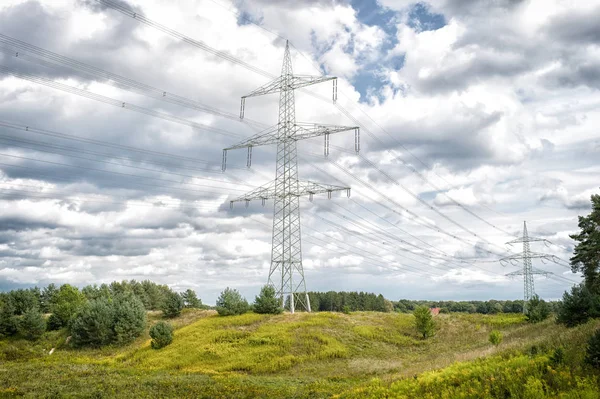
[0,280,204,346]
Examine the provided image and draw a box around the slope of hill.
[0,310,598,398]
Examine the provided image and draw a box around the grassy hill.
[1,310,599,398]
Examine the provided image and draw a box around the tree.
[489,330,503,346]
[161,291,184,318]
[52,284,87,325]
[112,293,147,344]
[570,194,600,294]
[413,306,435,339]
[216,288,249,316]
[526,295,550,323]
[585,329,600,368]
[557,284,600,327]
[253,285,283,314]
[0,301,18,338]
[18,308,46,340]
[150,321,174,349]
[9,289,40,315]
[41,283,59,313]
[70,298,115,347]
[181,289,202,308]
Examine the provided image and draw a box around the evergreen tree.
[526,295,550,323]
[413,306,435,339]
[161,291,184,318]
[70,298,115,347]
[41,283,58,313]
[216,288,249,316]
[0,301,17,337]
[253,285,283,314]
[112,292,147,344]
[181,289,202,308]
[570,194,600,294]
[18,308,46,340]
[150,321,174,349]
[557,285,600,327]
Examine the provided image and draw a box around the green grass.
[1,311,599,398]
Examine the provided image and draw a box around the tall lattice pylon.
[222,41,360,313]
[501,221,556,313]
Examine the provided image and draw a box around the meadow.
[1,310,599,398]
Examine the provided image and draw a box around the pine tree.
[570,194,600,294]
[181,289,202,308]
[18,308,46,341]
[253,285,283,314]
[161,291,184,318]
[413,306,435,339]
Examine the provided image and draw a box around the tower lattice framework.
[501,221,556,313]
[222,41,360,313]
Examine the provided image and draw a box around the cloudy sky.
[0,0,597,304]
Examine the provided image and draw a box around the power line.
[0,34,267,130]
[95,0,276,79]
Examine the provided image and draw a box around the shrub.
[150,321,174,349]
[585,329,600,368]
[46,313,64,331]
[112,293,147,344]
[216,288,249,316]
[0,303,18,338]
[413,306,435,339]
[550,347,565,366]
[18,309,46,340]
[556,285,600,327]
[70,298,115,347]
[526,295,550,323]
[161,291,184,318]
[489,330,503,346]
[253,285,283,314]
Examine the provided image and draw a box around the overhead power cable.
[95,0,275,79]
[0,34,267,129]
[0,64,240,138]
[0,135,250,190]
[88,1,516,256]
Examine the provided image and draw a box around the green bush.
[413,306,435,339]
[216,288,249,316]
[150,321,174,349]
[18,308,46,341]
[70,298,115,347]
[489,330,502,346]
[556,285,599,327]
[161,291,184,318]
[585,329,600,368]
[0,303,17,337]
[46,313,64,331]
[112,293,147,344]
[526,295,550,323]
[550,347,565,366]
[253,285,283,315]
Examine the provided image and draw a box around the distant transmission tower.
[222,41,360,313]
[500,221,557,313]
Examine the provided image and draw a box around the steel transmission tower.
[222,41,360,313]
[500,221,557,313]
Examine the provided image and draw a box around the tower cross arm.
[506,237,549,245]
[223,123,359,151]
[506,268,552,277]
[229,179,350,206]
[242,75,336,99]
